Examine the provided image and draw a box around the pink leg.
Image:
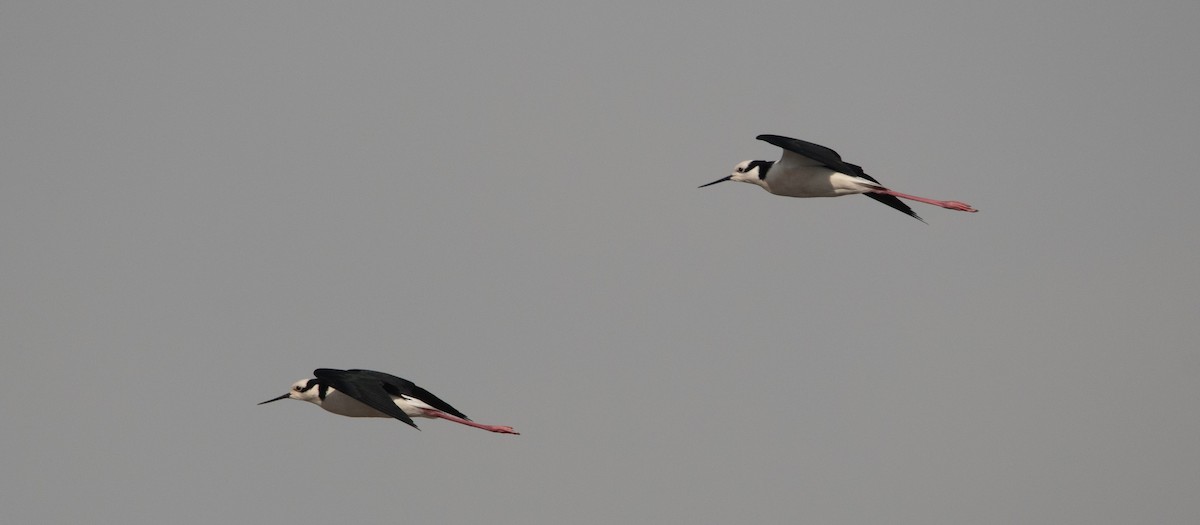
[422,409,520,434]
[874,189,977,212]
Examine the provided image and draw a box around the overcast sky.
[4,2,1199,523]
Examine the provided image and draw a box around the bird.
[258,368,519,434]
[700,134,977,222]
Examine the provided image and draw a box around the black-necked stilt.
[259,368,519,434]
[701,134,977,222]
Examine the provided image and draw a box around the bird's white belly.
[766,168,878,198]
[320,391,390,418]
[319,390,438,419]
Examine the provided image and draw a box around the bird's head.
[699,160,773,189]
[258,378,324,406]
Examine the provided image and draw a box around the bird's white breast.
[764,161,880,198]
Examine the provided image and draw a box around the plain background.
[3,2,1198,523]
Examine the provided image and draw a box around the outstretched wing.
[756,135,861,174]
[339,369,471,421]
[758,135,924,222]
[313,368,419,428]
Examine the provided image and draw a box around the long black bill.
[699,175,732,188]
[258,393,291,405]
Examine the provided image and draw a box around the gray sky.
[4,1,1199,523]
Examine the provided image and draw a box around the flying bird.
[259,368,519,434]
[701,134,977,222]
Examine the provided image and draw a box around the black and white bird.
[701,134,977,222]
[258,368,519,434]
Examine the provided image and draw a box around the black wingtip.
[864,193,926,223]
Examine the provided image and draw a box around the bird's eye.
[736,167,744,173]
[293,385,302,391]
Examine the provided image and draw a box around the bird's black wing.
[313,368,419,428]
[760,135,925,223]
[759,135,883,180]
[756,135,861,174]
[343,369,471,420]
